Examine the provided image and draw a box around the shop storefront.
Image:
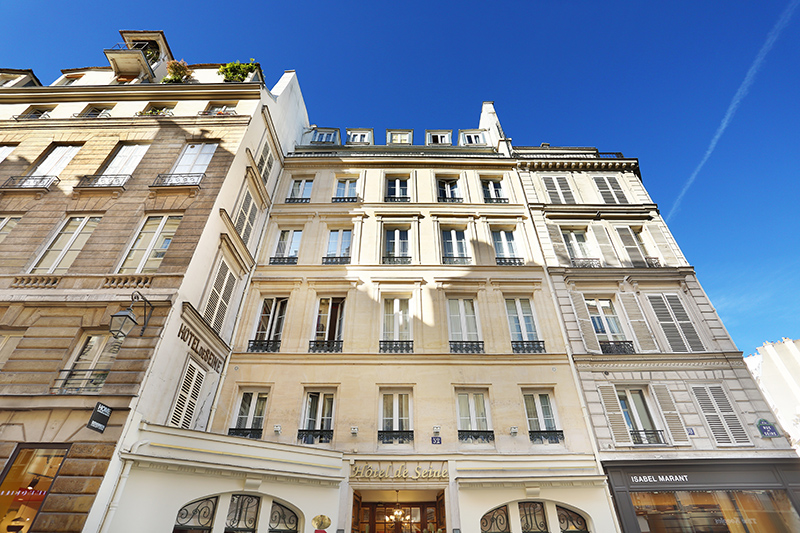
[605,460,800,533]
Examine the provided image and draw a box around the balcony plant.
[218,60,258,82]
[161,59,193,84]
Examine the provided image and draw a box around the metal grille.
[570,258,601,268]
[556,506,589,532]
[309,340,343,353]
[519,502,547,532]
[529,430,564,444]
[76,174,130,188]
[331,196,358,203]
[175,496,217,530]
[496,257,523,266]
[511,341,546,354]
[443,256,471,265]
[383,256,411,265]
[384,196,410,202]
[322,256,350,265]
[599,341,635,354]
[228,427,263,439]
[2,176,59,189]
[269,257,298,265]
[630,429,665,445]
[480,505,510,533]
[378,430,414,444]
[450,341,484,354]
[297,429,333,444]
[152,173,204,187]
[458,430,495,443]
[269,502,298,533]
[437,196,463,203]
[380,340,414,353]
[247,340,281,353]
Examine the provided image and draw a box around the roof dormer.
[104,30,173,83]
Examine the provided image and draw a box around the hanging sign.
[87,402,112,433]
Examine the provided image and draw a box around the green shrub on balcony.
[218,60,258,82]
[161,59,192,84]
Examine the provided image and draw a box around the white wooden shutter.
[651,384,690,444]
[607,177,628,203]
[204,260,236,333]
[645,224,678,265]
[234,190,258,245]
[691,385,751,445]
[594,176,615,203]
[569,292,600,353]
[590,223,620,266]
[665,294,704,352]
[543,177,575,204]
[616,226,647,267]
[170,359,205,429]
[598,384,633,445]
[546,224,571,265]
[32,145,80,176]
[647,294,688,352]
[593,176,628,204]
[104,144,149,175]
[619,293,657,352]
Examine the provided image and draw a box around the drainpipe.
[98,439,149,533]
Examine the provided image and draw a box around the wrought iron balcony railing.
[76,174,130,189]
[600,341,635,355]
[228,427,263,439]
[571,258,601,268]
[529,430,565,444]
[50,368,110,394]
[443,256,471,265]
[297,429,333,444]
[72,110,111,119]
[437,196,463,203]
[458,430,495,443]
[13,111,50,121]
[450,341,484,354]
[309,340,343,353]
[2,176,59,190]
[483,197,509,203]
[270,256,298,265]
[331,196,358,203]
[378,430,414,444]
[383,256,411,265]
[511,340,546,354]
[247,339,281,353]
[630,429,666,445]
[135,109,174,117]
[380,340,413,353]
[384,196,410,202]
[645,256,662,268]
[198,110,237,116]
[285,197,310,203]
[322,256,350,265]
[152,173,204,187]
[496,257,524,266]
[106,41,160,63]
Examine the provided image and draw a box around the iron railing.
[72,110,111,119]
[285,197,310,203]
[228,427,263,439]
[198,110,237,116]
[630,429,666,445]
[483,197,508,203]
[380,340,413,353]
[600,341,635,354]
[297,429,333,444]
[76,174,130,188]
[50,368,110,394]
[443,256,471,265]
[383,256,411,265]
[529,430,564,444]
[135,109,174,117]
[270,256,298,265]
[571,258,601,268]
[437,196,463,203]
[511,340,546,354]
[2,176,59,190]
[322,256,350,265]
[378,430,414,444]
[13,111,50,121]
[384,196,410,202]
[496,257,524,266]
[458,430,494,443]
[645,256,662,268]
[450,341,484,354]
[152,173,204,187]
[247,339,281,353]
[309,340,343,353]
[331,196,358,203]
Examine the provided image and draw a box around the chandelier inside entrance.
[385,490,411,522]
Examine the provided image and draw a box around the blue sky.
[2,1,798,355]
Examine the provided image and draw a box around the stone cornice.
[0,82,264,104]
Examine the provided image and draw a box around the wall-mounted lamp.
[109,290,153,338]
[510,426,519,437]
[350,426,359,436]
[273,424,282,435]
[432,425,441,436]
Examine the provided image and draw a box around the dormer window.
[312,129,339,144]
[346,129,373,145]
[387,130,412,145]
[60,74,83,86]
[0,75,19,88]
[426,131,452,146]
[460,130,486,146]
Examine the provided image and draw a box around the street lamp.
[109,291,153,338]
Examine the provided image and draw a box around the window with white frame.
[542,176,576,204]
[387,131,411,144]
[31,215,100,274]
[312,129,337,143]
[253,297,288,346]
[448,298,480,342]
[561,229,595,264]
[271,230,302,264]
[118,215,182,273]
[169,359,206,429]
[505,298,540,343]
[456,391,492,443]
[442,229,469,263]
[324,229,351,262]
[17,106,53,120]
[0,145,15,164]
[586,298,626,343]
[203,259,237,334]
[60,74,82,86]
[234,188,259,246]
[204,103,236,116]
[617,387,664,444]
[524,392,562,443]
[385,175,409,201]
[77,105,112,118]
[300,391,334,443]
[102,143,149,177]
[57,333,121,393]
[170,143,217,176]
[647,294,705,352]
[382,297,411,341]
[27,145,80,181]
[380,391,412,443]
[492,230,518,259]
[482,179,506,202]
[314,297,345,342]
[427,131,451,145]
[0,216,21,245]
[333,178,357,201]
[593,176,628,204]
[437,178,461,202]
[231,391,268,434]
[460,131,485,145]
[287,179,312,202]
[346,130,371,144]
[384,227,410,264]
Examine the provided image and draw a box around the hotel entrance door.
[353,491,445,533]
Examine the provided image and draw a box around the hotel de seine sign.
[351,461,449,481]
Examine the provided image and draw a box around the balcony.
[600,341,635,355]
[380,340,413,353]
[297,429,333,444]
[383,256,411,265]
[247,339,281,353]
[483,197,508,203]
[496,257,524,266]
[630,429,666,445]
[198,110,237,116]
[322,256,350,265]
[511,340,546,354]
[104,42,157,80]
[571,258,601,268]
[378,430,414,444]
[228,427,263,439]
[529,430,564,444]
[72,110,111,119]
[1,176,59,191]
[75,174,130,189]
[331,196,358,203]
[450,341,484,354]
[285,197,310,203]
[437,196,463,203]
[645,256,662,268]
[152,173,204,187]
[443,256,471,265]
[13,111,50,121]
[50,369,109,394]
[384,196,410,202]
[269,256,298,265]
[309,340,343,353]
[458,430,495,443]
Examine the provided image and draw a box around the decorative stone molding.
[11,275,60,288]
[103,275,153,289]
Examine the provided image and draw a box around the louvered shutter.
[616,227,647,267]
[570,292,600,353]
[243,199,258,245]
[547,224,571,265]
[708,385,750,444]
[665,295,704,352]
[543,177,561,204]
[555,177,575,203]
[647,294,688,352]
[593,177,628,204]
[590,223,620,266]
[619,293,657,352]
[645,224,678,265]
[607,177,628,204]
[598,385,633,445]
[594,177,616,204]
[234,191,258,245]
[651,384,689,444]
[170,359,205,429]
[692,385,751,445]
[204,261,236,333]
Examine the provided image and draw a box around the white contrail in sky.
[666,0,800,222]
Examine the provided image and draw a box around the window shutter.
[598,385,633,445]
[569,292,600,353]
[594,177,616,204]
[170,359,205,429]
[616,227,647,267]
[555,177,575,203]
[608,177,628,204]
[234,191,251,234]
[243,199,258,245]
[590,223,620,267]
[547,224,571,265]
[618,293,657,352]
[204,261,236,333]
[647,294,688,352]
[665,295,704,352]
[645,224,678,265]
[651,384,689,444]
[593,177,628,204]
[691,385,751,445]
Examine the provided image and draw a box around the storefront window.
[0,445,69,533]
[631,490,800,532]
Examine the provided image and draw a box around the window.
[300,391,334,443]
[271,230,302,264]
[382,298,411,352]
[312,297,345,352]
[118,215,182,273]
[542,176,576,204]
[204,103,236,115]
[615,226,650,267]
[460,131,485,145]
[524,392,562,443]
[324,229,351,264]
[691,384,751,445]
[385,176,409,201]
[333,178,358,202]
[76,105,112,118]
[585,298,630,354]
[482,179,507,202]
[229,391,268,438]
[29,145,80,178]
[31,216,100,274]
[170,143,217,175]
[593,176,628,204]
[60,74,82,86]
[174,496,218,533]
[249,297,288,352]
[437,178,461,202]
[380,391,412,443]
[56,334,121,393]
[0,145,15,164]
[448,298,482,353]
[457,391,493,442]
[99,143,149,184]
[492,230,519,262]
[255,140,274,184]
[0,216,20,245]
[426,131,451,145]
[138,103,174,116]
[506,298,544,353]
[15,106,53,120]
[234,189,259,246]
[647,294,705,352]
[169,359,206,429]
[599,383,689,447]
[561,230,590,259]
[225,495,260,533]
[0,445,69,529]
[204,260,237,334]
[387,130,411,144]
[617,387,664,444]
[312,129,337,143]
[442,229,470,264]
[384,228,410,264]
[346,130,371,144]
[287,179,312,202]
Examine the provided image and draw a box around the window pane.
[237,392,253,428]
[473,393,488,430]
[252,393,268,428]
[398,394,409,430]
[383,394,394,430]
[457,393,471,430]
[524,394,541,431]
[0,446,69,528]
[539,394,556,430]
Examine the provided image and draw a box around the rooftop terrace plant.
[218,60,258,82]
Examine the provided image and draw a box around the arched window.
[269,501,299,533]
[174,496,218,533]
[556,506,588,532]
[481,505,510,533]
[518,501,547,532]
[226,494,260,532]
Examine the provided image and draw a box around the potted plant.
[218,60,258,82]
[161,59,193,84]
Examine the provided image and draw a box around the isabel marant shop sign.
[351,461,448,481]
